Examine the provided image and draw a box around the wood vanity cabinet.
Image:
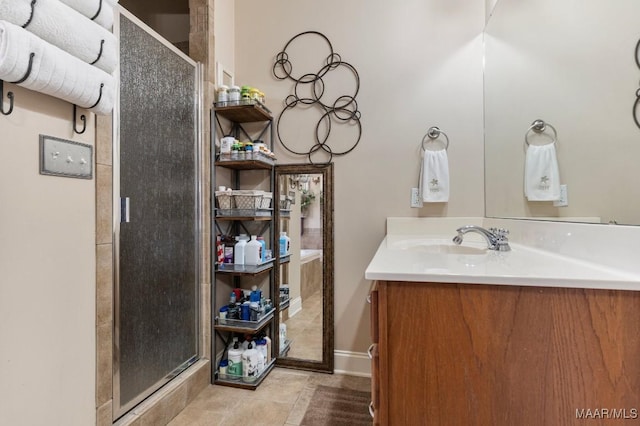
[369,281,640,425]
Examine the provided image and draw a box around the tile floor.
[167,368,371,426]
[282,290,323,361]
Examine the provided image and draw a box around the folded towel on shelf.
[59,0,114,30]
[419,149,450,202]
[0,0,117,74]
[524,143,560,201]
[0,20,115,114]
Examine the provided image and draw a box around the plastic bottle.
[279,323,287,352]
[219,359,228,377]
[255,338,268,370]
[242,335,253,351]
[255,341,266,374]
[250,301,260,321]
[227,340,243,380]
[257,236,267,262]
[279,232,290,256]
[245,235,262,265]
[223,235,235,263]
[219,305,228,321]
[263,335,272,363]
[241,342,260,382]
[241,301,251,321]
[234,235,247,265]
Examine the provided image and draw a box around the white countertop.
[364,218,640,291]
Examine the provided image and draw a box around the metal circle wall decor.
[273,31,362,164]
[634,38,640,130]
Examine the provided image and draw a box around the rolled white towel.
[59,0,114,30]
[0,20,115,115]
[0,0,117,74]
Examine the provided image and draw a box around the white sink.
[388,238,487,255]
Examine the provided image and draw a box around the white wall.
[235,0,485,355]
[0,86,96,425]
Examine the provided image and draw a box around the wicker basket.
[279,195,292,210]
[215,191,233,210]
[260,192,273,209]
[233,190,264,209]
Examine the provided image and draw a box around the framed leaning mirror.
[274,163,334,373]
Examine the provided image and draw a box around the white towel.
[59,0,114,30]
[524,143,560,201]
[0,0,118,74]
[0,20,115,114]
[420,149,450,202]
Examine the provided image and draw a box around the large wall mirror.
[484,0,640,225]
[274,163,334,373]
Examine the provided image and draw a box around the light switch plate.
[40,135,93,179]
[553,184,568,207]
[411,187,423,208]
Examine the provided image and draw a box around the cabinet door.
[369,281,379,344]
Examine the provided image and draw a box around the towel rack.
[421,126,449,151]
[1,52,36,116]
[524,119,557,146]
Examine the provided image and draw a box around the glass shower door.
[114,13,201,418]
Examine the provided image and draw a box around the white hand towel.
[59,0,114,30]
[0,0,118,74]
[0,20,115,114]
[420,149,450,202]
[524,143,560,201]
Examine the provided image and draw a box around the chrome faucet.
[453,225,511,251]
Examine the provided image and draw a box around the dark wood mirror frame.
[274,163,334,373]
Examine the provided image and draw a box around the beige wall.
[214,0,235,80]
[484,0,640,225]
[234,0,486,354]
[0,85,96,425]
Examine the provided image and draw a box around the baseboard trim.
[288,296,302,317]
[333,350,371,377]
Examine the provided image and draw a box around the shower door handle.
[120,197,130,223]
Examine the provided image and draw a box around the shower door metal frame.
[112,8,204,419]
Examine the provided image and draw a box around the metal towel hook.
[89,39,105,65]
[90,0,103,20]
[1,80,15,116]
[22,0,37,29]
[1,52,36,116]
[73,83,104,134]
[421,126,449,151]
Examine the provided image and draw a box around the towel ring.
[421,126,449,151]
[525,119,557,146]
